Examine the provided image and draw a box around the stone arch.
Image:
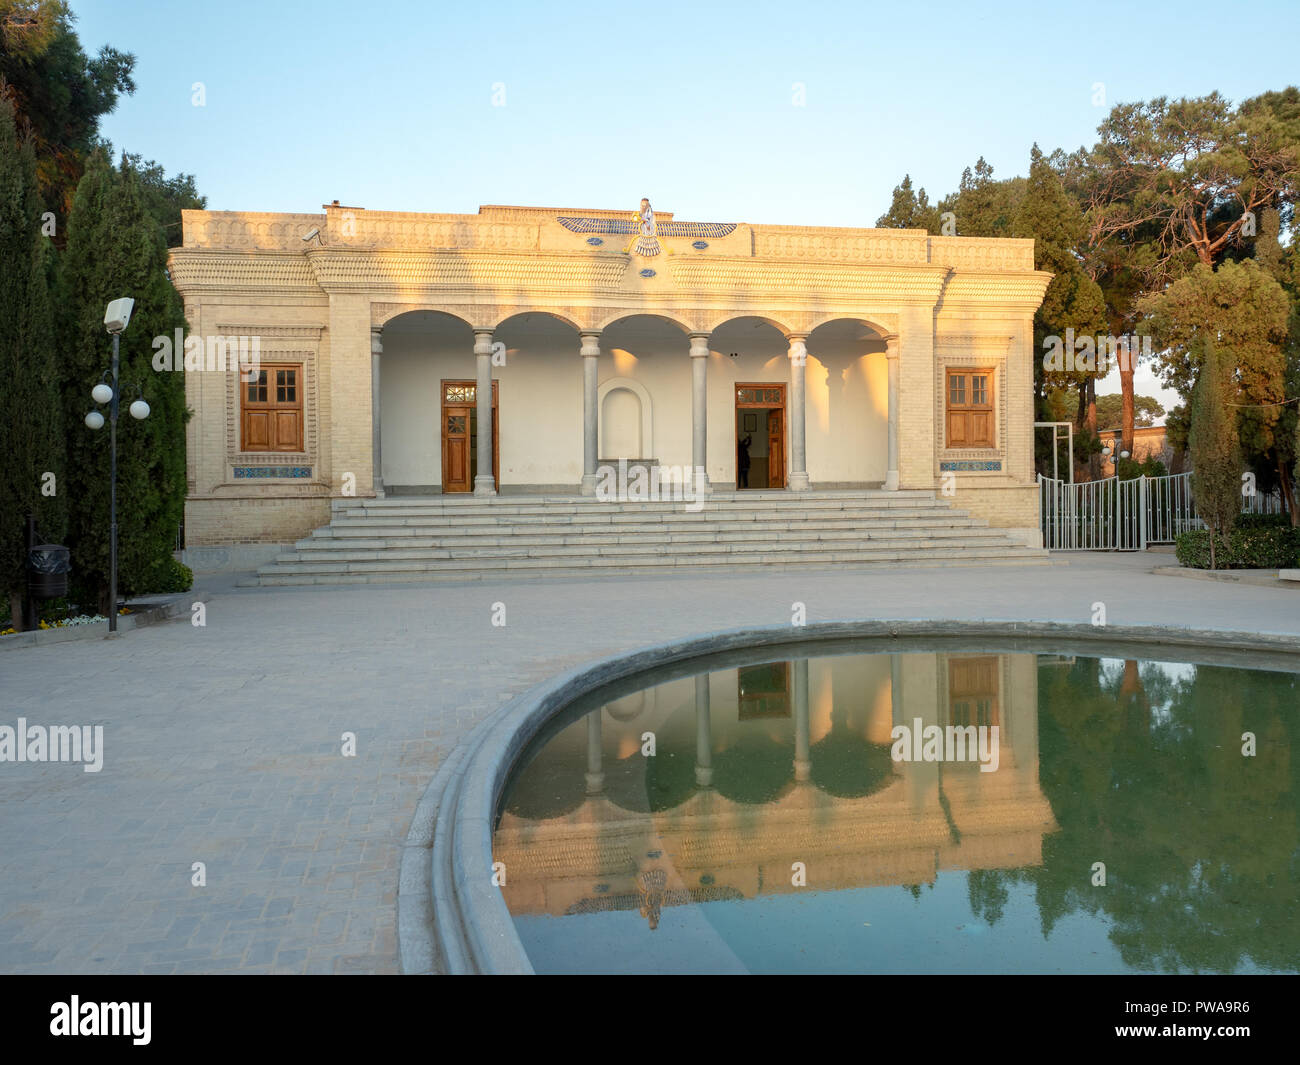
[805,313,892,338]
[594,309,697,335]
[373,306,478,332]
[702,312,796,336]
[492,309,586,335]
[598,377,653,459]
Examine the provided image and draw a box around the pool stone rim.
[398,618,1300,975]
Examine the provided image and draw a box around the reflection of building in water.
[494,652,1058,923]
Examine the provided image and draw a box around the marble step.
[290,526,1011,552]
[258,542,1046,574]
[245,553,1052,585]
[276,534,1026,563]
[320,507,978,530]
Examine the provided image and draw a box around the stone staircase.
[244,490,1049,586]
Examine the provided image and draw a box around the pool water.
[492,649,1300,974]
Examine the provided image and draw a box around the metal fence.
[1038,471,1287,551]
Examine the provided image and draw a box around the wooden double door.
[735,383,786,490]
[441,380,498,493]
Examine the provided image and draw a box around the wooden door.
[442,380,499,493]
[767,408,785,489]
[735,383,786,490]
[443,406,472,492]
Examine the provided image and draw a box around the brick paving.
[1,552,1296,973]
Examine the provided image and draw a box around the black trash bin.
[27,544,71,599]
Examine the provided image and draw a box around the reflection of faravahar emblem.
[624,198,661,257]
[638,868,667,930]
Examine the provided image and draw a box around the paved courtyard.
[1,552,1297,974]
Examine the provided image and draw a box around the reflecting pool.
[492,649,1300,974]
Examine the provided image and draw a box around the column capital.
[688,333,710,357]
[370,329,383,355]
[472,329,495,357]
[579,331,601,358]
[883,334,900,358]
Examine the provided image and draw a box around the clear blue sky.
[71,0,1299,408]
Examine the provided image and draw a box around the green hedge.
[148,557,194,594]
[1175,521,1300,569]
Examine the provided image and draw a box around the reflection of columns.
[688,333,710,489]
[898,653,941,812]
[884,335,900,491]
[585,711,604,794]
[370,326,385,498]
[580,331,601,495]
[694,675,712,787]
[787,334,811,491]
[793,658,811,782]
[472,329,496,495]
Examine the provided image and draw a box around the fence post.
[1139,475,1148,551]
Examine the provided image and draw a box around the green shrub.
[144,557,193,594]
[1175,524,1300,569]
[1117,456,1168,480]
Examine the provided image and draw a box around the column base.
[580,473,598,496]
[473,476,497,496]
[883,470,899,491]
[788,472,812,491]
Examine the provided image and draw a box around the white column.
[695,675,712,788]
[793,658,811,783]
[585,711,604,795]
[787,333,811,491]
[884,334,900,491]
[580,331,600,495]
[689,333,711,490]
[370,326,385,498]
[472,328,496,496]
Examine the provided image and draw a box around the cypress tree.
[0,92,64,629]
[1188,338,1242,569]
[58,151,187,610]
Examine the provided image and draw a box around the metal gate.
[1038,471,1285,551]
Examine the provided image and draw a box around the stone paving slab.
[1,552,1298,974]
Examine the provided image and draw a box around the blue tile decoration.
[586,236,604,246]
[691,240,709,249]
[558,216,737,238]
[940,460,1002,472]
[234,465,312,479]
[639,268,656,278]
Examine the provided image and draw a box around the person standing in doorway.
[737,434,752,488]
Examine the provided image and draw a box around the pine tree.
[1188,338,1242,569]
[1012,144,1106,475]
[58,151,187,610]
[875,174,941,232]
[0,92,64,629]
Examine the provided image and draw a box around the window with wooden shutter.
[241,364,303,452]
[945,368,994,448]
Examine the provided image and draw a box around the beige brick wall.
[185,496,331,545]
[957,484,1041,547]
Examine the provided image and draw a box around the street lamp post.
[85,298,149,634]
